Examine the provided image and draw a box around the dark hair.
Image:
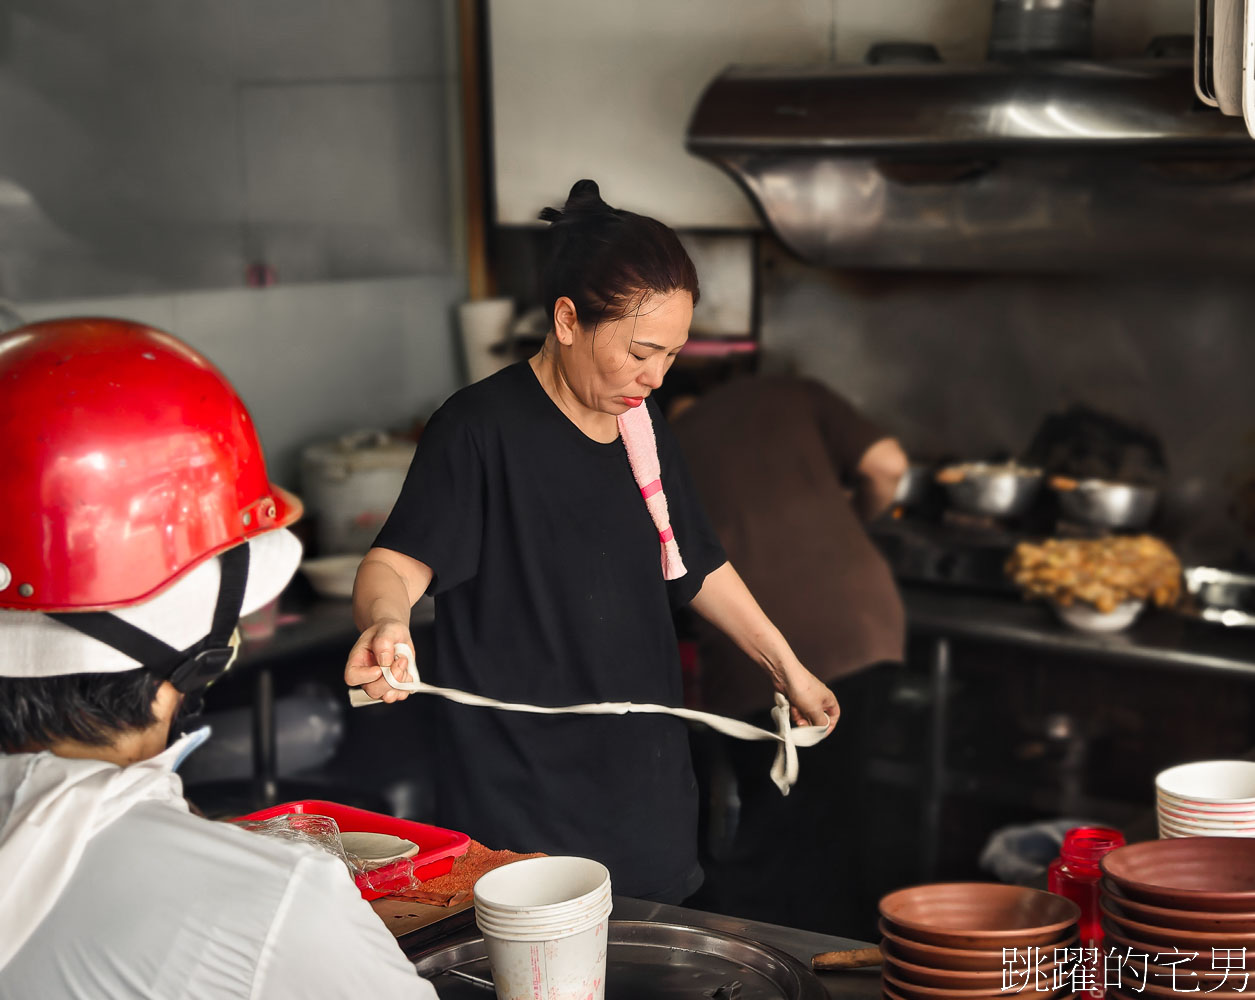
[0,669,163,752]
[538,179,700,333]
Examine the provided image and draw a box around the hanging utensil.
[1198,0,1220,106]
[1214,0,1245,114]
[1244,0,1255,135]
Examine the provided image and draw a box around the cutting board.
[372,895,474,939]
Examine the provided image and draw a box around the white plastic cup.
[473,857,612,1000]
[475,889,612,930]
[458,297,514,384]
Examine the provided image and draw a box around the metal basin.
[1052,478,1158,529]
[413,920,828,999]
[938,463,1043,518]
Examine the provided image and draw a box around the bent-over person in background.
[670,371,908,938]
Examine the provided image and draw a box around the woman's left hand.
[777,663,840,733]
[690,563,840,734]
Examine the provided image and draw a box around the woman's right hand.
[344,618,416,703]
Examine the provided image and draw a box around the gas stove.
[871,515,1022,594]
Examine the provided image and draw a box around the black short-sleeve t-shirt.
[374,361,726,898]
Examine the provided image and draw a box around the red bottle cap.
[1061,826,1126,871]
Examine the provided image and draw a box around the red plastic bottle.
[1048,826,1126,998]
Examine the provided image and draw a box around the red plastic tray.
[235,799,470,901]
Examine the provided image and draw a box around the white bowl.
[1157,798,1255,822]
[1157,761,1255,804]
[1159,794,1255,816]
[1052,599,1145,633]
[1157,810,1255,831]
[299,554,364,599]
[1158,788,1255,810]
[1158,819,1255,839]
[1157,811,1255,832]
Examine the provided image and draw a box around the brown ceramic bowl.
[1103,922,1222,969]
[1113,959,1255,995]
[880,883,1080,949]
[1102,839,1255,912]
[885,990,1077,1000]
[1101,897,1255,949]
[883,967,1072,1000]
[880,919,1079,972]
[881,943,1067,990]
[1110,978,1255,1000]
[1102,879,1255,932]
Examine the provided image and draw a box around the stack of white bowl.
[1156,761,1255,838]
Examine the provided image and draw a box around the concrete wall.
[0,0,463,300]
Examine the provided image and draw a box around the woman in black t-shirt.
[343,180,838,902]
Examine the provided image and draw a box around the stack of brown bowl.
[879,883,1082,1000]
[1101,838,1255,999]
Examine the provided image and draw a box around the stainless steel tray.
[413,919,828,999]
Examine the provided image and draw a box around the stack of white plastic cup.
[473,856,613,1000]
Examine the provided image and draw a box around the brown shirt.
[672,375,905,717]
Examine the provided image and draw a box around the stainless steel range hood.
[686,58,1255,272]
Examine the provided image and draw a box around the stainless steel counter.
[902,585,1255,678]
[406,896,881,1000]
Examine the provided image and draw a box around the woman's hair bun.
[566,179,603,206]
[538,179,611,224]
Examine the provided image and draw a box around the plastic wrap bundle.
[232,813,425,896]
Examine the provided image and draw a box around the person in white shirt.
[0,317,437,1000]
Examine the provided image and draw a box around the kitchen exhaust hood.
[686,56,1255,273]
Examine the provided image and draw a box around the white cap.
[0,529,303,678]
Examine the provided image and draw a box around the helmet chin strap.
[46,545,252,709]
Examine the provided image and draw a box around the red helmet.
[0,317,300,611]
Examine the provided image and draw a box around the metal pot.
[989,0,1094,59]
[300,430,416,556]
[937,462,1043,518]
[1050,477,1158,530]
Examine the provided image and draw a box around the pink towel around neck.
[617,402,687,581]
